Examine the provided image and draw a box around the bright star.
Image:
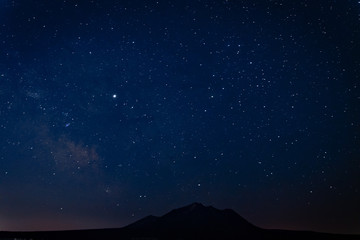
[112,94,117,98]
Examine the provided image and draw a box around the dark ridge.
[1,203,359,240]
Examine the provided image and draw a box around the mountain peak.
[178,202,208,212]
[188,202,204,209]
[162,202,210,219]
[125,202,258,237]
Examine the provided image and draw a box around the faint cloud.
[25,90,42,99]
[23,86,46,100]
[25,123,102,175]
[50,136,100,171]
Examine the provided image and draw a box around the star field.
[0,0,359,234]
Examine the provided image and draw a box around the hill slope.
[0,203,359,240]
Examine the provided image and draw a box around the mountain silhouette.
[0,203,359,240]
[122,202,360,240]
[124,202,258,239]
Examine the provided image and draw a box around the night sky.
[0,0,360,234]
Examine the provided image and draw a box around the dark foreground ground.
[1,228,359,240]
[1,203,359,240]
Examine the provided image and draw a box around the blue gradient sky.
[0,0,359,234]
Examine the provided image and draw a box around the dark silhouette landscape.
[0,203,359,240]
